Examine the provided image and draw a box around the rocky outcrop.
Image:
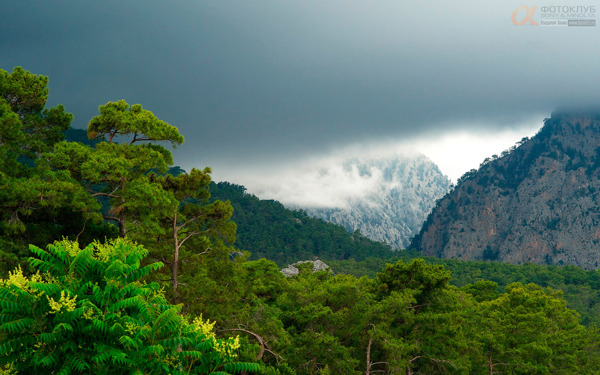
[280,260,332,277]
[302,155,451,249]
[412,111,600,269]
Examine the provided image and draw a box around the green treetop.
[88,100,184,146]
[0,67,99,259]
[0,66,72,156]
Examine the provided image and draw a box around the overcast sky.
[2,1,599,203]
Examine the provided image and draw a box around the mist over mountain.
[289,154,452,248]
[413,111,600,269]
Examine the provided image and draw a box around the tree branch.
[108,129,119,143]
[130,132,138,145]
[175,213,204,232]
[221,328,283,363]
[76,217,88,241]
[91,192,120,198]
[130,137,153,143]
[90,185,121,199]
[179,231,207,248]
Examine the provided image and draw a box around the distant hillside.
[298,154,451,248]
[209,182,395,265]
[412,110,600,269]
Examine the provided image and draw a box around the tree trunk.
[172,244,179,299]
[365,336,372,375]
[172,215,180,300]
[119,218,126,237]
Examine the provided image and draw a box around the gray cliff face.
[413,111,600,270]
[300,155,452,249]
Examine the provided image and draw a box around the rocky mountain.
[300,154,452,249]
[412,111,600,269]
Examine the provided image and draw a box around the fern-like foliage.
[0,239,259,374]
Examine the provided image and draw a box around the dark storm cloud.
[2,0,600,175]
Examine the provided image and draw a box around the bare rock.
[280,259,332,277]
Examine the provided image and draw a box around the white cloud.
[224,141,425,208]
[414,121,542,181]
[212,121,543,207]
[232,150,390,208]
[258,163,383,208]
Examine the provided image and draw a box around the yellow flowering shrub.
[0,239,259,374]
[214,336,241,359]
[0,265,43,291]
[0,363,15,375]
[54,239,82,257]
[47,291,77,313]
[191,314,240,359]
[192,314,216,339]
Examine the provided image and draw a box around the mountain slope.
[412,111,600,269]
[209,182,395,265]
[301,154,451,248]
